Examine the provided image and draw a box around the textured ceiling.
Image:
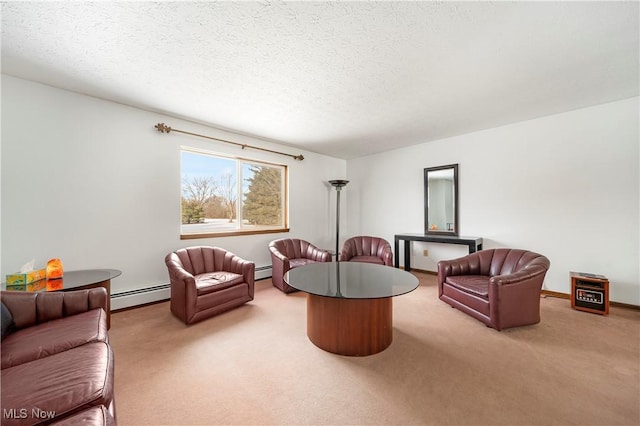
[1,1,638,159]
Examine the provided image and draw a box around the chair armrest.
[240,261,256,300]
[226,254,255,285]
[243,261,256,284]
[339,245,354,262]
[165,253,196,286]
[380,243,394,266]
[1,288,107,330]
[309,247,331,262]
[269,246,291,265]
[300,241,331,262]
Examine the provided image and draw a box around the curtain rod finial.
[155,123,172,133]
[294,155,304,161]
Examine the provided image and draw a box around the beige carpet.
[109,272,639,426]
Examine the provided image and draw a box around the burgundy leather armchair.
[438,248,550,331]
[165,246,255,324]
[269,239,332,293]
[339,236,393,266]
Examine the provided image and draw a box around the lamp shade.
[329,179,349,189]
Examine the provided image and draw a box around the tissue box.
[6,269,46,286]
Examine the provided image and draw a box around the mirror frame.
[424,163,459,236]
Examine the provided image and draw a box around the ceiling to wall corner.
[1,1,638,160]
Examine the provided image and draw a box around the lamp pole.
[329,180,349,260]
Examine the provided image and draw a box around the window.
[180,147,288,238]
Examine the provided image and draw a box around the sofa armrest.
[487,266,549,307]
[490,266,549,287]
[437,256,472,282]
[437,255,481,297]
[488,265,549,330]
[1,288,108,330]
[436,260,453,297]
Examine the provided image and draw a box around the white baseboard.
[110,266,272,311]
[255,265,271,281]
[110,284,170,311]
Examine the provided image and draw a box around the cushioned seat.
[195,272,245,296]
[1,341,114,426]
[289,258,316,268]
[438,248,551,331]
[165,246,255,324]
[445,275,490,297]
[339,236,393,266]
[269,239,332,293]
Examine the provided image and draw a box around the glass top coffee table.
[284,262,418,356]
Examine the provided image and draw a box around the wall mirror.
[424,164,459,236]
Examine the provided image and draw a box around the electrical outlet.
[423,249,429,256]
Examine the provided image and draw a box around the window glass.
[180,148,288,238]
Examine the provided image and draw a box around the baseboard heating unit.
[255,265,271,280]
[111,284,171,311]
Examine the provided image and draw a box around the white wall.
[2,76,638,306]
[1,76,346,295]
[347,97,639,305]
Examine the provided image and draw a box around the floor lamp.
[329,180,349,260]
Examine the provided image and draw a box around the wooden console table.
[394,233,483,271]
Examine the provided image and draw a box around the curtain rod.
[154,123,304,161]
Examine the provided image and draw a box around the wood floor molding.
[541,289,640,311]
[400,267,436,275]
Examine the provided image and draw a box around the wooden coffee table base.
[306,294,393,356]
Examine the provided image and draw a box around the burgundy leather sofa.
[165,246,255,324]
[269,239,332,293]
[339,236,393,266]
[438,248,551,331]
[1,288,115,425]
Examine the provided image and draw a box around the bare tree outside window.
[218,172,237,223]
[183,176,218,206]
[181,176,218,224]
